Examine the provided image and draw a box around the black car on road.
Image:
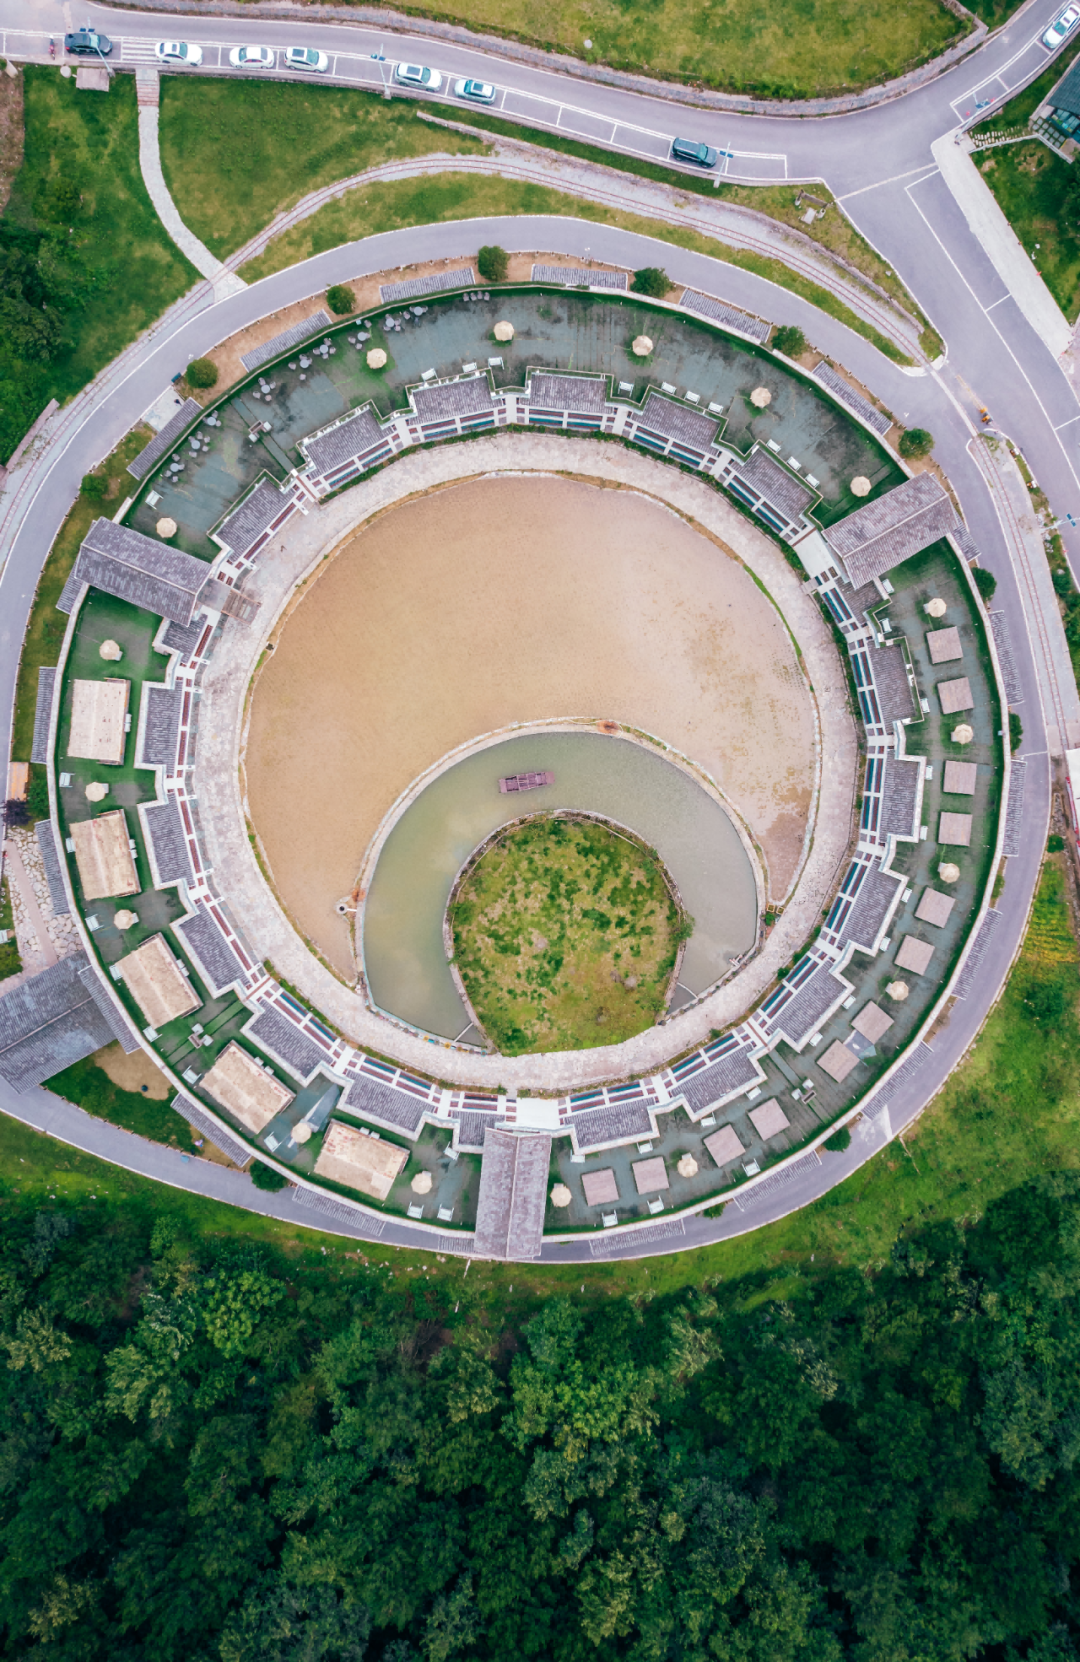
[64,29,113,55]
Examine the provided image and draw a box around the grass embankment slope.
[0,67,195,462]
[23,855,1080,1303]
[973,41,1080,322]
[159,79,925,365]
[451,816,682,1053]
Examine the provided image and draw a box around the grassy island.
[449,814,685,1055]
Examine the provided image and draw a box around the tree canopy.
[2,1175,1080,1659]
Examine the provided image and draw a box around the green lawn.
[239,169,915,364]
[0,68,196,461]
[9,426,149,765]
[46,1054,196,1152]
[0,876,20,984]
[365,0,964,98]
[159,77,486,258]
[451,817,682,1053]
[976,143,1080,322]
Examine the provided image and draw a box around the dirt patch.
[93,1041,171,1099]
[246,473,815,978]
[0,64,24,215]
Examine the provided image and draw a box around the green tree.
[326,284,356,316]
[185,356,218,389]
[631,266,669,297]
[899,426,933,458]
[477,246,508,282]
[773,324,806,356]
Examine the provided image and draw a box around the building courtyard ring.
[0,252,1010,1249]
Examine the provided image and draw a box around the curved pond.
[361,731,759,1042]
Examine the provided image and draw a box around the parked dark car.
[671,136,718,167]
[64,29,113,55]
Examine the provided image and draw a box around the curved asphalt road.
[0,0,1071,1253]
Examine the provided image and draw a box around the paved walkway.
[933,133,1072,359]
[135,68,247,301]
[229,136,927,363]
[199,437,857,1090]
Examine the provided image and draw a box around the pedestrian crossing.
[120,38,160,64]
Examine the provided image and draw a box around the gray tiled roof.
[869,643,916,725]
[571,1098,655,1149]
[527,372,607,413]
[344,1072,429,1133]
[143,798,193,887]
[990,610,1022,704]
[162,615,208,659]
[380,269,475,303]
[31,667,56,764]
[411,376,493,422]
[215,480,291,558]
[174,905,243,994]
[677,1046,760,1115]
[764,962,848,1045]
[248,1006,327,1081]
[812,362,891,435]
[35,820,69,916]
[954,908,1004,998]
[827,473,958,588]
[637,392,720,450]
[172,1093,252,1165]
[1003,757,1025,859]
[0,951,115,1091]
[78,964,141,1053]
[127,399,202,481]
[732,448,815,521]
[240,311,331,373]
[73,520,212,626]
[880,753,921,838]
[301,407,385,475]
[453,1110,496,1150]
[531,265,628,289]
[56,566,86,616]
[474,1128,550,1259]
[839,865,905,951]
[138,685,181,771]
[679,289,770,343]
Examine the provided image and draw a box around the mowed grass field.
[363,0,964,98]
[451,816,682,1053]
[977,144,1080,323]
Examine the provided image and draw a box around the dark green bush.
[899,427,934,458]
[185,357,218,389]
[477,245,509,282]
[1010,710,1024,752]
[80,472,107,500]
[26,768,50,821]
[973,566,998,603]
[1048,834,1066,853]
[824,1126,852,1152]
[326,284,355,316]
[631,266,670,298]
[772,324,806,357]
[250,1160,288,1192]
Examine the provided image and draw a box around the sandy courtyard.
[245,475,817,976]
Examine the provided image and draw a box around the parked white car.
[228,45,276,69]
[284,46,329,72]
[453,76,496,102]
[155,41,203,65]
[1043,5,1080,48]
[395,62,443,90]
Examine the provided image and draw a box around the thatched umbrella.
[924,597,947,618]
[292,1121,313,1144]
[99,639,122,662]
[411,1171,434,1194]
[85,781,108,802]
[938,862,961,884]
[886,980,909,1001]
[550,1183,572,1207]
[850,476,871,497]
[952,723,974,745]
[367,347,388,369]
[155,517,177,539]
[113,909,138,929]
[632,335,653,357]
[676,1154,698,1178]
[494,320,515,342]
[750,386,772,408]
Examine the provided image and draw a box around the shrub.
[631,266,669,298]
[899,427,933,459]
[185,357,218,389]
[3,799,29,830]
[824,1126,852,1152]
[1010,710,1024,752]
[973,566,998,603]
[1049,833,1066,853]
[80,472,107,500]
[772,324,806,357]
[326,284,355,316]
[26,769,50,821]
[477,245,509,282]
[250,1160,288,1192]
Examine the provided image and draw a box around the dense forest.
[1,1172,1080,1660]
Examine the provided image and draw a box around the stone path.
[135,67,247,302]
